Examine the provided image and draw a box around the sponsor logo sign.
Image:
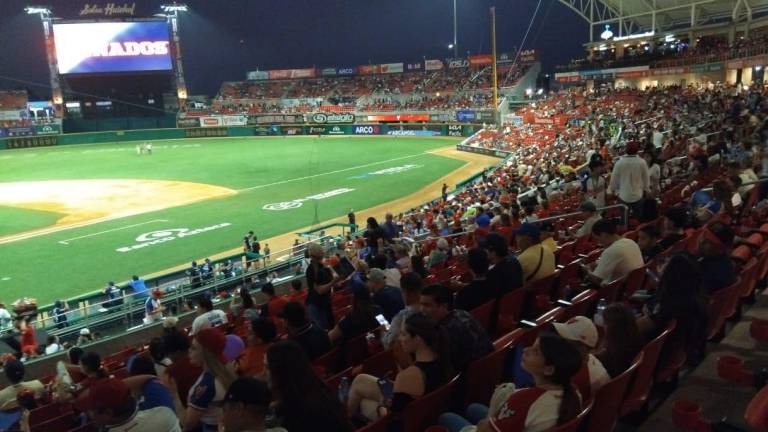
[519,49,537,63]
[177,117,201,128]
[456,110,477,122]
[263,188,355,211]
[337,67,357,75]
[406,62,423,71]
[282,126,303,135]
[7,127,33,137]
[248,114,303,125]
[79,2,136,16]
[447,124,463,137]
[321,68,337,76]
[116,223,232,253]
[386,130,440,136]
[349,164,423,179]
[469,55,493,66]
[268,68,316,80]
[327,126,345,135]
[424,59,443,70]
[456,144,509,158]
[310,112,354,124]
[222,115,248,126]
[246,71,269,80]
[33,124,61,135]
[366,114,430,122]
[447,59,469,69]
[308,126,326,134]
[200,116,222,127]
[353,125,381,135]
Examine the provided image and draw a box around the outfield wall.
[0,123,481,150]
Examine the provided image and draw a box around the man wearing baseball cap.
[368,267,404,322]
[514,223,555,283]
[79,378,180,431]
[553,316,610,400]
[222,377,287,432]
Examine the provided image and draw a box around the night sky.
[0,0,588,97]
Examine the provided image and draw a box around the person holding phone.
[328,289,382,343]
[346,314,452,422]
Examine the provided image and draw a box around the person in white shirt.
[585,160,608,208]
[571,201,602,238]
[643,152,662,198]
[608,143,650,220]
[0,304,12,329]
[584,219,644,286]
[44,335,61,355]
[553,316,610,400]
[190,298,228,336]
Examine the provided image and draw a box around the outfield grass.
[0,136,464,304]
[0,206,63,237]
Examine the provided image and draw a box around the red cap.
[326,255,340,267]
[77,378,131,411]
[195,327,227,364]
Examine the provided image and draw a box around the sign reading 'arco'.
[309,112,355,124]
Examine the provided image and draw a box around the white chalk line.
[58,219,169,245]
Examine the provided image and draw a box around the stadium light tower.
[159,3,189,102]
[452,0,458,58]
[24,5,52,17]
[25,5,63,110]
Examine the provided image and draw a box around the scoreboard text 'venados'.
[53,21,173,74]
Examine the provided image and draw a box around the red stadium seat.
[559,289,598,322]
[463,340,513,406]
[399,376,458,432]
[551,399,593,432]
[470,301,495,333]
[361,349,398,379]
[620,320,675,417]
[496,289,526,336]
[745,384,768,430]
[585,354,642,432]
[29,402,72,428]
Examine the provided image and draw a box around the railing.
[531,203,630,228]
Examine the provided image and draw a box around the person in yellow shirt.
[538,222,559,254]
[514,223,556,283]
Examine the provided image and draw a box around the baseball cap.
[476,213,491,228]
[553,316,599,348]
[513,223,541,242]
[77,378,132,412]
[368,268,386,282]
[579,201,597,212]
[224,377,271,407]
[80,328,91,336]
[194,327,227,364]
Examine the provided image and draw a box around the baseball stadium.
[2,0,768,431]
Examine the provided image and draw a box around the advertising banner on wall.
[477,111,495,122]
[282,126,304,135]
[405,62,423,72]
[447,58,469,69]
[177,116,200,128]
[268,68,316,80]
[186,127,227,138]
[519,49,538,63]
[469,55,493,66]
[0,110,26,121]
[352,125,383,135]
[6,127,34,137]
[222,115,248,126]
[200,116,223,127]
[380,63,403,74]
[456,144,509,158]
[447,124,463,137]
[337,67,357,75]
[309,112,355,124]
[456,110,477,122]
[387,129,440,136]
[424,59,444,70]
[321,68,337,76]
[33,124,62,135]
[366,114,430,122]
[246,71,269,80]
[248,114,304,125]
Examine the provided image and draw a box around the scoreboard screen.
[53,21,173,75]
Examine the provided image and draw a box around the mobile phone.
[519,320,537,328]
[377,378,394,402]
[375,314,391,331]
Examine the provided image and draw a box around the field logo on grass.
[348,164,423,179]
[263,188,354,211]
[116,223,232,253]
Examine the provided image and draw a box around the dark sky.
[0,0,588,97]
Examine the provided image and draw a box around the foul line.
[58,219,169,245]
[236,152,430,192]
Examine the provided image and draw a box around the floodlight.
[600,25,613,40]
[448,43,454,49]
[25,6,51,16]
[161,4,188,13]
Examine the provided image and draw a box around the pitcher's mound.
[0,179,236,242]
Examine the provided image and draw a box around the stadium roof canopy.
[559,0,768,41]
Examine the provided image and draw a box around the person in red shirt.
[17,318,37,359]
[287,279,307,303]
[236,317,276,377]
[161,329,202,408]
[259,282,288,320]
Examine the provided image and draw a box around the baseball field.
[0,135,497,305]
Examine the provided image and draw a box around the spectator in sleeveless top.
[552,316,610,401]
[328,288,382,343]
[347,314,452,423]
[439,333,582,432]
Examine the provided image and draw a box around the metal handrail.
[529,203,629,227]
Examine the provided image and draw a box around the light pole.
[160,4,189,101]
[25,6,63,109]
[452,0,458,58]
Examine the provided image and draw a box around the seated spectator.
[483,232,524,298]
[690,188,722,223]
[124,356,175,412]
[162,331,202,409]
[279,302,331,361]
[0,360,45,410]
[553,316,610,400]
[515,223,556,283]
[368,268,405,321]
[347,314,451,422]
[584,219,644,285]
[79,351,109,389]
[638,225,663,262]
[454,248,497,312]
[80,378,180,432]
[427,238,450,269]
[236,317,276,377]
[659,206,688,250]
[594,304,644,378]
[148,337,172,377]
[45,335,61,355]
[695,222,737,293]
[372,254,401,288]
[183,328,236,432]
[287,279,306,303]
[382,272,423,350]
[190,298,229,336]
[130,275,149,299]
[77,327,95,346]
[637,253,708,366]
[328,289,382,343]
[439,333,582,432]
[221,377,287,432]
[265,341,354,432]
[420,284,493,371]
[571,201,601,238]
[63,347,87,383]
[538,222,559,254]
[259,282,288,319]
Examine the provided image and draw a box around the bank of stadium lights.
[161,4,188,13]
[600,25,613,41]
[24,6,52,17]
[448,43,454,50]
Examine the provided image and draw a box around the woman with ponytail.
[346,313,452,422]
[440,333,582,432]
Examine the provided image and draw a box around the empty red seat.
[551,399,594,432]
[746,383,768,430]
[399,376,458,432]
[620,320,675,416]
[585,354,642,432]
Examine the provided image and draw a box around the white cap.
[553,316,598,348]
[79,328,90,336]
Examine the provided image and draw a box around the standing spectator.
[420,284,492,371]
[82,378,181,432]
[364,217,386,257]
[427,238,450,269]
[145,290,165,324]
[348,208,356,228]
[695,222,737,293]
[381,213,400,240]
[585,159,608,208]
[0,360,45,410]
[608,142,650,220]
[265,341,354,432]
[236,317,276,377]
[454,248,496,312]
[190,298,228,336]
[130,275,148,299]
[187,262,202,288]
[305,243,338,330]
[514,223,556,283]
[183,328,236,432]
[553,316,610,400]
[368,268,405,321]
[201,259,214,281]
[103,281,123,309]
[382,272,423,349]
[442,183,449,202]
[51,300,69,329]
[259,282,288,320]
[162,331,202,409]
[0,303,11,330]
[18,318,37,359]
[644,151,662,198]
[279,302,331,361]
[595,304,644,378]
[263,243,271,265]
[221,378,287,432]
[584,219,644,285]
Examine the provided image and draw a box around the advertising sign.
[456,144,509,158]
[469,55,493,66]
[33,124,62,135]
[186,128,227,138]
[326,125,346,135]
[200,116,223,127]
[405,62,423,72]
[177,116,201,128]
[6,136,58,149]
[447,58,469,69]
[353,125,383,135]
[337,67,357,75]
[253,126,280,136]
[246,71,269,80]
[387,130,440,136]
[447,124,463,137]
[53,21,172,74]
[248,114,304,125]
[424,59,444,70]
[456,110,477,122]
[366,114,430,122]
[7,127,34,137]
[321,68,337,76]
[307,126,326,134]
[0,110,26,121]
[222,115,248,126]
[381,63,403,74]
[282,126,303,135]
[477,111,495,122]
[0,128,6,138]
[519,49,538,63]
[268,68,316,80]
[310,112,355,124]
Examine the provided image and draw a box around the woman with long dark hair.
[265,340,353,432]
[347,313,452,422]
[328,289,382,343]
[595,303,644,378]
[439,333,582,432]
